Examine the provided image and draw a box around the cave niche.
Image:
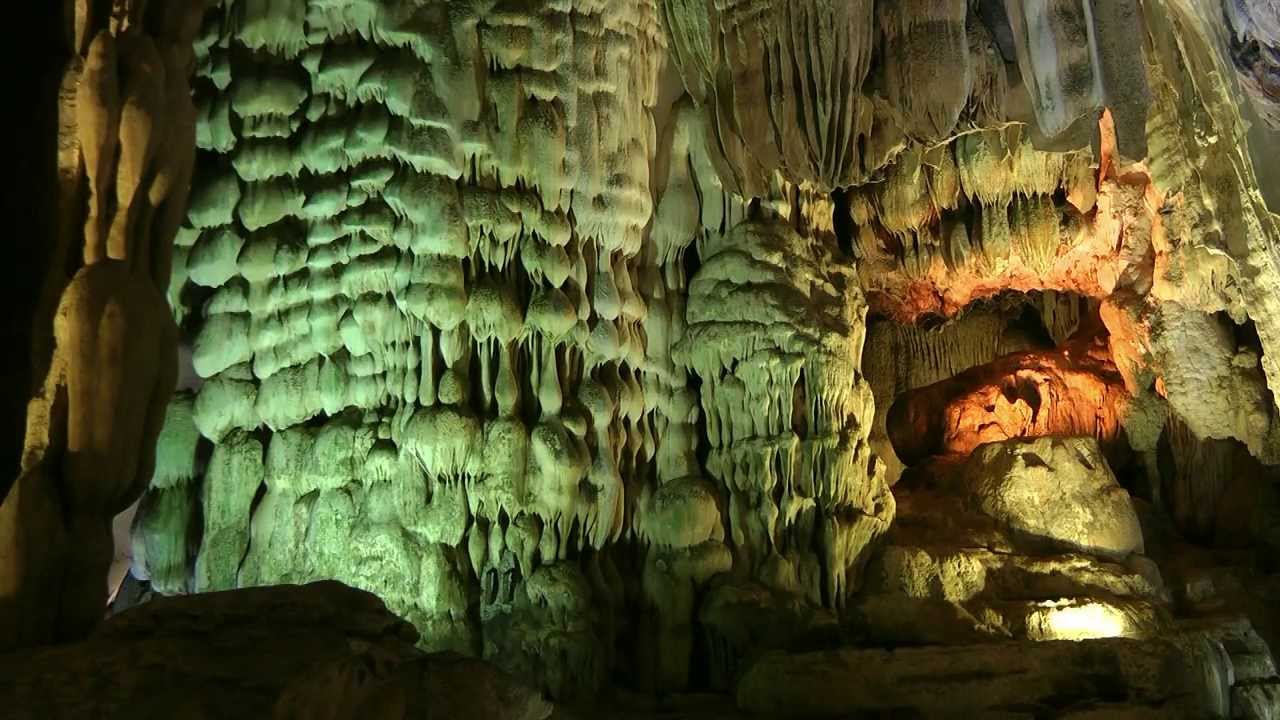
[862,290,1141,481]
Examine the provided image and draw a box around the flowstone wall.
[118,0,1280,701]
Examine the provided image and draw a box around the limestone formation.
[888,340,1132,465]
[853,440,1165,648]
[738,619,1274,718]
[960,437,1145,560]
[111,0,1280,703]
[674,216,893,608]
[1226,0,1280,128]
[0,1,201,650]
[1,0,1279,715]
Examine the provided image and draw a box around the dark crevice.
[0,1,66,500]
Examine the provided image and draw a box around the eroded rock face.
[1226,0,1280,128]
[674,217,893,607]
[0,1,201,650]
[888,340,1132,465]
[1154,302,1276,460]
[661,0,885,194]
[855,473,1167,646]
[161,0,672,698]
[961,437,1144,560]
[863,291,1099,484]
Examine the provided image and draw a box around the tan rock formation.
[889,340,1132,465]
[0,1,200,650]
[960,437,1145,560]
[855,444,1164,647]
[737,619,1272,718]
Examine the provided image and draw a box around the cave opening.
[863,290,1145,486]
[867,291,1280,569]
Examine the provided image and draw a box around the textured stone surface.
[887,337,1132,465]
[0,0,200,651]
[736,625,1263,718]
[959,437,1144,559]
[0,581,551,720]
[855,482,1167,645]
[116,0,1280,699]
[0,0,1266,707]
[1226,0,1280,128]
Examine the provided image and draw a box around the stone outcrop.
[0,581,551,720]
[855,439,1163,646]
[736,618,1278,719]
[888,341,1133,466]
[960,437,1144,560]
[0,1,203,651]
[673,216,893,609]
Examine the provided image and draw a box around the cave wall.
[97,0,1280,701]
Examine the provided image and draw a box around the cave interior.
[2,0,1280,718]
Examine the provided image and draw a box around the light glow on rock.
[1031,600,1132,641]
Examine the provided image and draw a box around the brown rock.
[0,581,552,720]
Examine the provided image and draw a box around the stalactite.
[166,0,665,701]
[675,214,893,608]
[879,0,971,142]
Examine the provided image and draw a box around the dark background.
[0,2,65,497]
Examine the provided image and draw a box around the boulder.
[0,581,552,720]
[854,479,1169,645]
[960,437,1144,559]
[856,543,1168,644]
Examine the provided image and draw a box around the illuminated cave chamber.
[8,0,1280,717]
[844,110,1280,654]
[860,299,1167,643]
[874,291,1125,472]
